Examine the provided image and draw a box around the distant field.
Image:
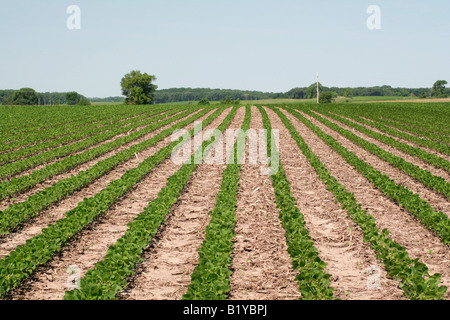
[90,101,124,106]
[350,96,417,101]
[357,97,450,103]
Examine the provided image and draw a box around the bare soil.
[228,107,300,300]
[0,111,153,163]
[0,109,208,259]
[303,111,450,215]
[0,109,179,185]
[278,108,450,299]
[329,112,450,163]
[267,107,405,300]
[1,105,448,301]
[314,111,450,183]
[119,108,244,300]
[7,108,226,300]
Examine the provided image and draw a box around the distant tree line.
[152,88,284,104]
[0,89,89,105]
[284,84,449,100]
[90,96,125,103]
[1,81,448,106]
[152,84,449,104]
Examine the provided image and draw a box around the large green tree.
[121,70,158,105]
[342,88,353,98]
[319,92,333,104]
[286,87,306,99]
[11,88,39,105]
[431,80,448,98]
[306,82,324,99]
[66,92,81,105]
[198,98,210,105]
[77,98,92,106]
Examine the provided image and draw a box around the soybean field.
[0,102,449,300]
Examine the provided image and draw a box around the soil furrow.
[6,108,228,300]
[0,109,178,184]
[302,111,450,215]
[228,107,300,300]
[333,113,450,162]
[0,111,153,161]
[314,111,450,183]
[118,108,244,300]
[267,107,405,300]
[367,117,450,144]
[376,117,450,139]
[279,108,450,299]
[0,109,210,259]
[0,110,187,210]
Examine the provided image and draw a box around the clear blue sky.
[0,0,449,97]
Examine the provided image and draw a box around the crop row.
[281,106,450,245]
[0,108,188,202]
[302,108,450,199]
[312,109,450,172]
[331,110,450,155]
[363,107,450,137]
[0,107,208,236]
[372,116,450,144]
[270,106,447,300]
[182,106,251,300]
[333,104,450,137]
[0,109,128,152]
[0,107,180,180]
[0,106,224,298]
[0,104,109,130]
[64,106,238,300]
[0,106,107,139]
[0,106,144,145]
[256,106,335,300]
[0,108,171,164]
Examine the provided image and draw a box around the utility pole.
[316,72,319,104]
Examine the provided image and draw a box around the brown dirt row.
[228,107,300,300]
[266,107,405,300]
[0,109,188,210]
[313,112,450,184]
[302,112,450,215]
[118,107,245,300]
[0,108,212,260]
[277,108,450,299]
[0,111,153,158]
[6,107,231,300]
[0,109,179,184]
